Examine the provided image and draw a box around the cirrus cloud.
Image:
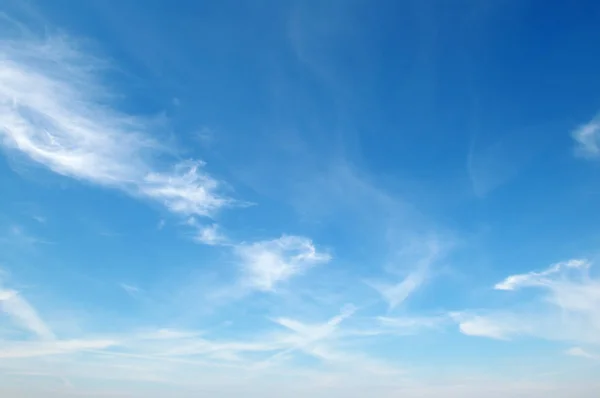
[0,35,234,219]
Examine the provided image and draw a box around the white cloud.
[193,223,227,246]
[254,304,358,368]
[136,329,201,341]
[456,258,600,344]
[140,161,233,217]
[494,259,590,291]
[572,115,600,158]
[370,270,427,310]
[376,315,446,334]
[158,337,280,360]
[32,215,46,224]
[565,347,598,360]
[0,339,117,358]
[274,304,356,342]
[369,237,443,310]
[236,235,331,292]
[453,313,516,340]
[0,288,54,340]
[467,139,522,197]
[0,225,50,246]
[0,35,232,218]
[120,283,141,298]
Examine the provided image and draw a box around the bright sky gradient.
[1,1,600,397]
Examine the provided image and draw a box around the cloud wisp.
[0,35,234,219]
[369,237,445,310]
[236,235,331,292]
[0,288,54,340]
[565,347,599,360]
[455,258,600,344]
[572,114,600,159]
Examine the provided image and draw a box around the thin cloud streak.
[565,347,598,360]
[236,235,331,292]
[572,114,600,159]
[455,258,600,344]
[369,237,445,310]
[0,288,54,340]
[193,223,227,246]
[120,283,142,298]
[0,35,234,219]
[0,339,117,359]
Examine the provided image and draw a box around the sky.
[1,0,600,397]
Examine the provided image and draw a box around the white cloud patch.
[140,161,233,217]
[376,315,446,335]
[236,235,331,292]
[572,115,600,158]
[193,223,227,246]
[0,288,54,340]
[136,328,201,341]
[251,304,360,369]
[453,313,519,340]
[0,225,50,246]
[0,339,117,359]
[565,347,598,360]
[467,140,522,197]
[370,270,427,310]
[455,259,600,344]
[494,259,590,291]
[369,237,444,310]
[275,304,355,342]
[0,35,233,218]
[120,283,142,298]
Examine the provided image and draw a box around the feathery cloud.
[0,339,117,358]
[565,347,598,360]
[236,235,331,292]
[494,259,590,291]
[193,223,227,246]
[0,35,233,219]
[456,258,600,344]
[376,315,446,335]
[369,237,443,310]
[572,115,600,159]
[0,288,54,340]
[453,313,517,340]
[120,283,142,298]
[370,270,427,310]
[136,329,202,341]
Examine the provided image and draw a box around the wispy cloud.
[120,283,142,298]
[0,338,117,359]
[369,237,444,310]
[236,235,331,292]
[455,258,600,344]
[140,160,234,217]
[0,225,51,246]
[494,259,590,291]
[135,329,202,341]
[370,270,427,310]
[452,313,517,340]
[0,288,54,340]
[32,215,46,224]
[193,223,227,246]
[572,114,600,158]
[376,315,447,335]
[467,140,521,197]
[565,347,598,360]
[0,35,234,219]
[249,304,358,369]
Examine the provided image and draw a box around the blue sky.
[1,0,600,396]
